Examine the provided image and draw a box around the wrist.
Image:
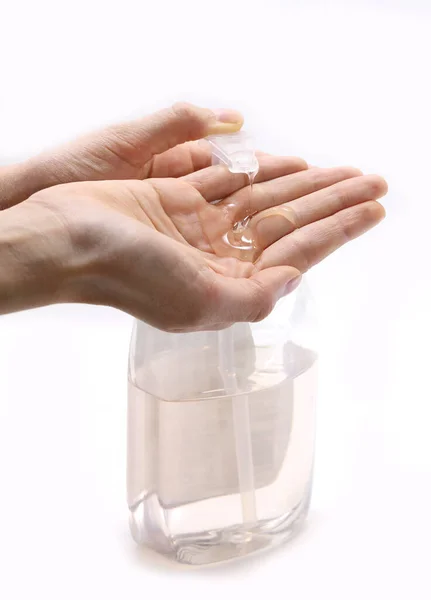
[0,199,95,314]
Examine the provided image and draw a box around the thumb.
[215,266,302,325]
[117,102,244,161]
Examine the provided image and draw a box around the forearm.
[0,202,79,314]
[0,160,58,210]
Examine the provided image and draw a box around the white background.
[1,0,430,598]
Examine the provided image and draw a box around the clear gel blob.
[222,171,259,263]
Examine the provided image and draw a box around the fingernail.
[213,108,243,124]
[208,109,244,134]
[284,275,302,295]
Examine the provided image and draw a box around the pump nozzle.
[206,131,259,175]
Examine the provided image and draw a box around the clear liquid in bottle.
[128,330,317,565]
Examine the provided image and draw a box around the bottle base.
[129,490,311,566]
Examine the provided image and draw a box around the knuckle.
[308,168,328,192]
[331,187,349,212]
[170,102,209,138]
[332,212,352,244]
[289,232,313,272]
[171,101,196,120]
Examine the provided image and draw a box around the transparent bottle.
[127,281,318,565]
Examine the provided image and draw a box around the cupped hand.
[26,156,387,331]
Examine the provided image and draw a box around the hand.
[0,103,244,209]
[4,158,386,331]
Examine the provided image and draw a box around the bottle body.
[127,283,317,565]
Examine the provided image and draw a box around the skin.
[0,103,387,332]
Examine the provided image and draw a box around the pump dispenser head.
[206,131,259,175]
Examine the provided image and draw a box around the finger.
[221,166,363,222]
[256,201,385,272]
[250,174,388,248]
[182,154,308,201]
[209,266,302,325]
[108,102,244,166]
[147,144,304,180]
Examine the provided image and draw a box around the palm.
[122,177,256,279]
[96,154,386,278]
